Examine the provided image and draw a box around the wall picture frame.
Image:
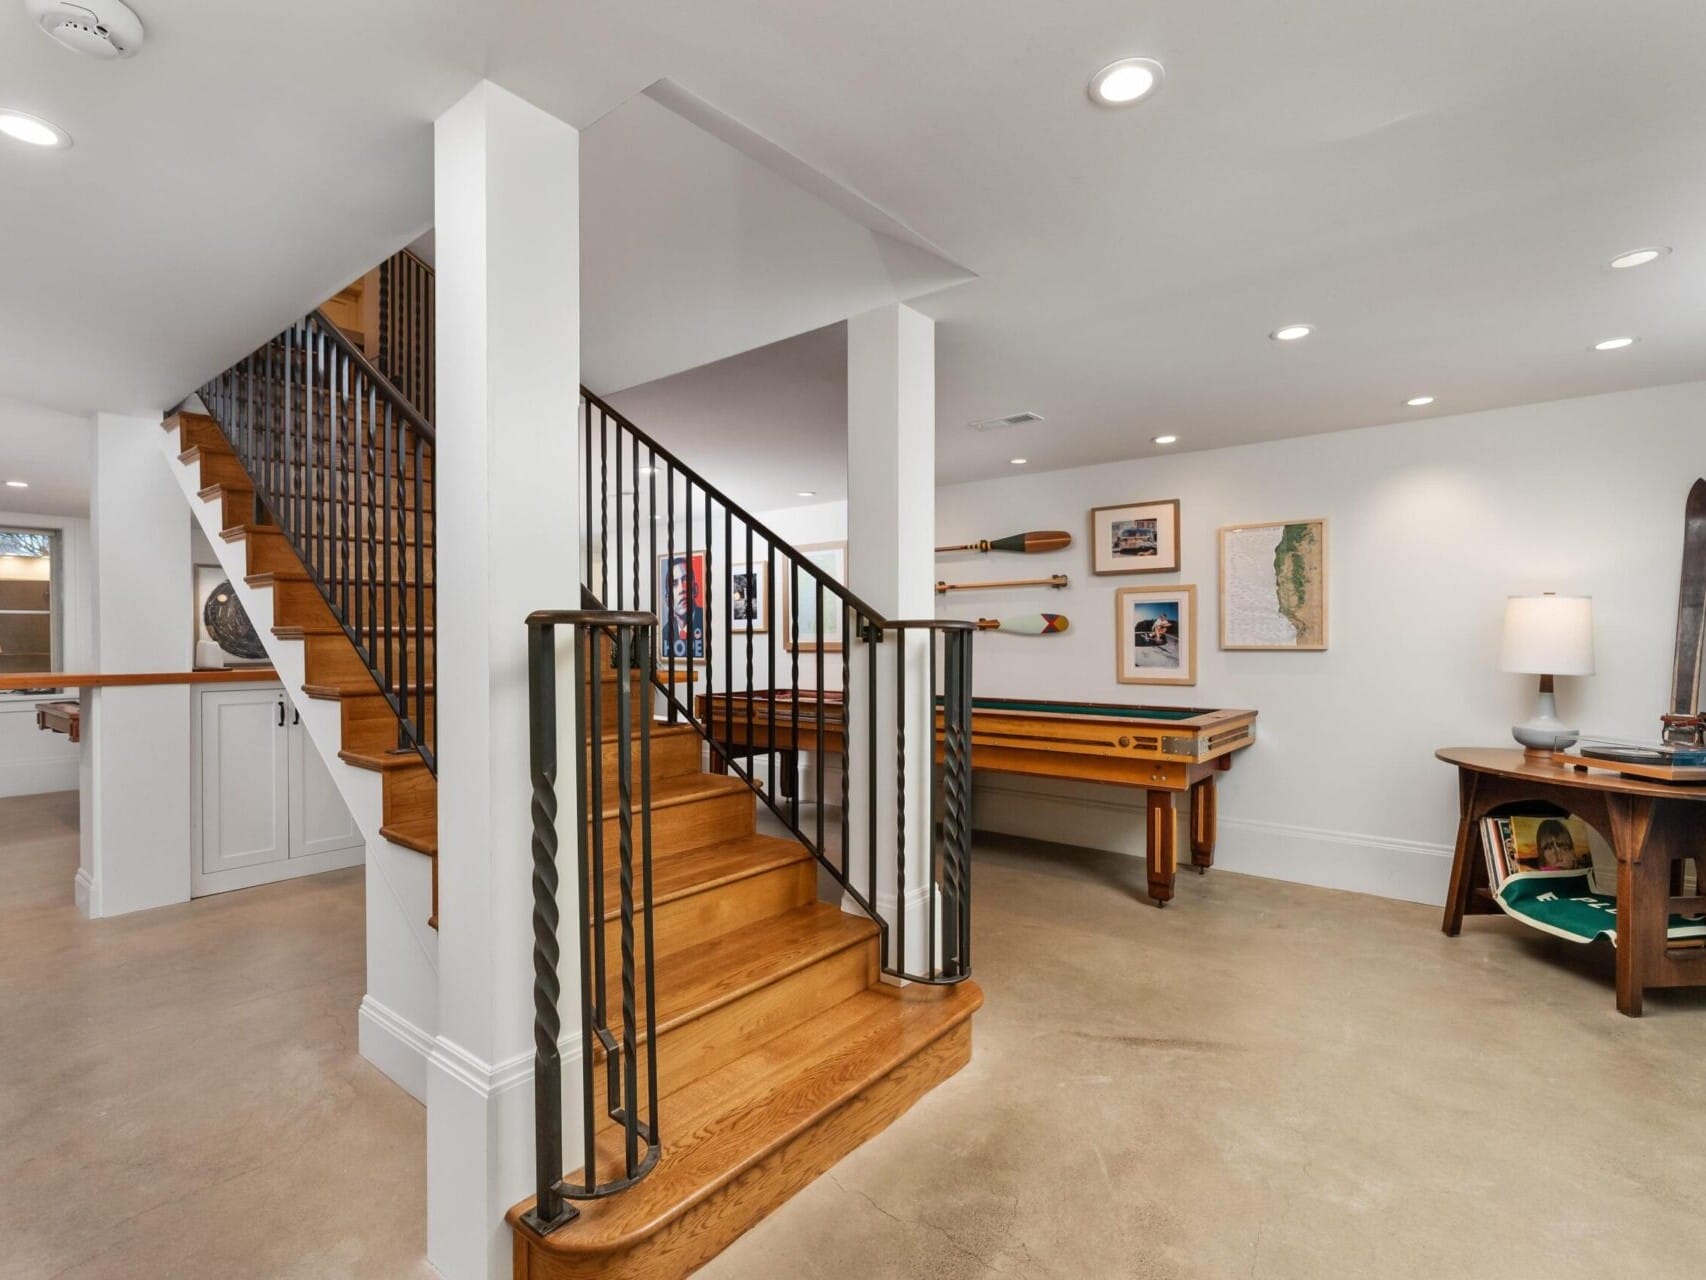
[194,565,268,668]
[1090,499,1181,575]
[1115,584,1197,685]
[782,541,848,653]
[656,551,709,661]
[729,561,771,634]
[1218,518,1329,651]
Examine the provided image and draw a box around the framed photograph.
[782,541,848,653]
[194,565,268,668]
[729,562,770,634]
[1218,518,1328,651]
[1115,585,1196,685]
[1090,499,1181,575]
[656,551,708,661]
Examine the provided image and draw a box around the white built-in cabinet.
[192,682,363,896]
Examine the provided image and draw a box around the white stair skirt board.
[158,426,440,1101]
[971,778,1454,908]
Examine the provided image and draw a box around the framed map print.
[1218,518,1328,650]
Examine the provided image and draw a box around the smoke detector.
[26,0,145,59]
[967,411,1044,432]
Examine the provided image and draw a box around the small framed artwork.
[194,565,268,668]
[1115,585,1196,685]
[1218,518,1328,651]
[729,562,770,634]
[782,541,848,653]
[1090,499,1181,575]
[656,551,708,661]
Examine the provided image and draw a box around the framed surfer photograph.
[194,565,269,669]
[656,551,708,661]
[1115,585,1196,685]
[729,561,770,634]
[1090,499,1181,575]
[782,541,848,653]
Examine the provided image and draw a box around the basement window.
[0,526,62,685]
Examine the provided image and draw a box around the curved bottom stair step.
[509,979,982,1280]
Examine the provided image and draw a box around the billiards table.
[695,690,1257,905]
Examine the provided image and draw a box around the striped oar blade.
[976,614,1070,635]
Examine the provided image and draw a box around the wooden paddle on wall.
[936,530,1073,555]
[974,615,1069,634]
[936,574,1069,594]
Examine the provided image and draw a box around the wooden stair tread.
[515,980,982,1254]
[340,746,433,773]
[597,834,809,922]
[622,903,876,1043]
[596,771,748,822]
[379,814,437,855]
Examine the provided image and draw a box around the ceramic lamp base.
[1511,685,1578,754]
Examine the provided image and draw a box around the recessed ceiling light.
[1151,435,1178,445]
[1270,323,1313,342]
[0,109,70,149]
[1405,396,1435,407]
[796,490,816,498]
[1609,247,1668,270]
[1593,336,1636,351]
[1009,458,1028,466]
[1088,58,1165,107]
[4,480,28,488]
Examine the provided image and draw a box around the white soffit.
[581,83,975,395]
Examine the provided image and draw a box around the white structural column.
[427,82,582,1280]
[79,412,191,918]
[843,303,936,975]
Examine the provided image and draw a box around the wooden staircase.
[165,408,440,924]
[508,665,982,1279]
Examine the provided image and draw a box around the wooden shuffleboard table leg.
[1189,774,1218,873]
[1146,790,1178,907]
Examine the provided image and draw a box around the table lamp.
[1498,593,1594,759]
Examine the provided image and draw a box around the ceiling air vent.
[27,0,145,59]
[967,411,1044,432]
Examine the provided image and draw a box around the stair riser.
[305,631,434,685]
[589,731,702,803]
[528,1018,971,1280]
[178,418,233,455]
[196,451,252,491]
[590,936,877,1131]
[269,575,436,627]
[597,789,752,857]
[383,764,437,829]
[269,578,339,631]
[342,693,434,754]
[595,859,816,974]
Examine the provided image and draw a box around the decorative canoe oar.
[935,574,1069,594]
[974,614,1069,634]
[936,529,1073,555]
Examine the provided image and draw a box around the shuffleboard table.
[695,690,1256,905]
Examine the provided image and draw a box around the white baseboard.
[359,994,437,1103]
[73,866,98,918]
[0,758,78,799]
[972,779,1452,907]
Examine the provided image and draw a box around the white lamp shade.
[1498,594,1594,676]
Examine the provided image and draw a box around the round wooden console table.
[1438,747,1706,1016]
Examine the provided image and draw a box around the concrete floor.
[5,792,1706,1278]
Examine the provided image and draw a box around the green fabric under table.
[1496,871,1706,944]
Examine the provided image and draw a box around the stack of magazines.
[1481,814,1597,891]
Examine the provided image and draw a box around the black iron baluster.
[574,630,597,1194]
[745,523,755,792]
[724,504,733,775]
[638,630,660,1149]
[615,625,641,1175]
[840,603,850,873]
[895,630,907,977]
[666,468,677,719]
[815,580,825,859]
[789,564,800,832]
[523,619,574,1234]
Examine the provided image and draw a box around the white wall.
[933,381,1706,904]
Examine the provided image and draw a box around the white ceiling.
[2,1,1705,494]
[0,397,90,516]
